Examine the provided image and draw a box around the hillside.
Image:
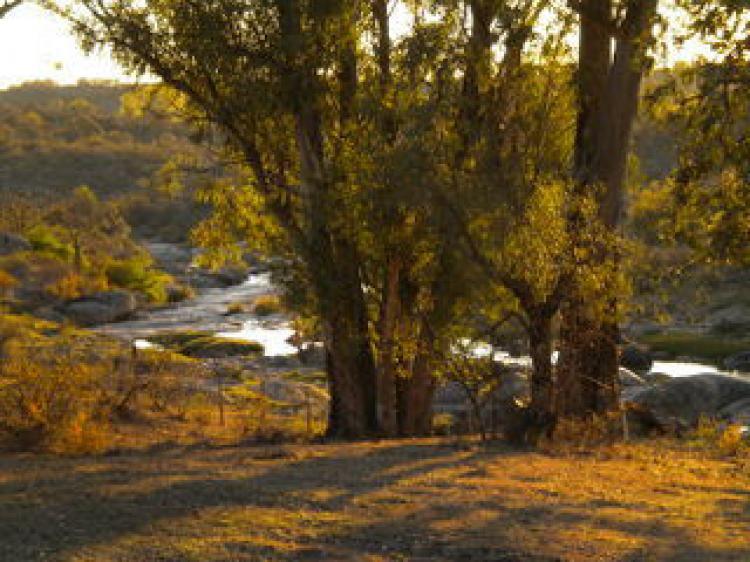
[0,80,197,198]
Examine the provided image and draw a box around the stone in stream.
[58,290,138,326]
[724,351,750,373]
[625,373,750,433]
[619,344,653,373]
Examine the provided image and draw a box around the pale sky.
[0,3,713,91]
[0,4,130,89]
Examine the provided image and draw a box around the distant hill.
[0,80,197,198]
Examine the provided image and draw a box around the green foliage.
[147,330,214,348]
[106,257,172,303]
[147,330,264,358]
[27,225,74,261]
[639,331,750,363]
[178,337,264,359]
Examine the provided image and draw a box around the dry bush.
[542,411,627,453]
[0,270,18,297]
[687,416,750,458]
[0,342,112,453]
[134,348,207,418]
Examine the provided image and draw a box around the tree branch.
[0,0,23,19]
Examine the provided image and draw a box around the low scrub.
[148,330,264,358]
[26,225,75,261]
[0,341,111,453]
[686,417,749,458]
[180,336,264,358]
[106,257,172,303]
[640,331,750,363]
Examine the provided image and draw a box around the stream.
[96,272,298,356]
[95,265,731,377]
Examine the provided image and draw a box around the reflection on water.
[97,272,299,358]
[649,361,720,378]
[216,319,297,357]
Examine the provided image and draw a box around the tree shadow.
[0,441,747,561]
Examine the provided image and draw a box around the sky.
[0,3,714,91]
[0,4,130,89]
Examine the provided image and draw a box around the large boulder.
[59,290,138,326]
[626,374,750,432]
[718,397,750,427]
[0,232,31,256]
[620,344,653,373]
[619,367,647,387]
[724,351,750,373]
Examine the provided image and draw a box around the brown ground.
[0,438,748,562]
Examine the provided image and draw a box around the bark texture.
[557,0,657,417]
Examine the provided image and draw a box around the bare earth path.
[0,439,748,561]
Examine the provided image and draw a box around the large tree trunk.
[527,308,555,424]
[377,258,401,436]
[557,0,656,418]
[398,324,436,436]
[322,239,379,438]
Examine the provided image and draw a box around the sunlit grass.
[0,438,747,561]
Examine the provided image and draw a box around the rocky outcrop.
[620,344,653,373]
[0,232,31,256]
[626,374,750,431]
[725,351,750,373]
[58,290,138,326]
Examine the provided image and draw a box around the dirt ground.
[0,438,748,561]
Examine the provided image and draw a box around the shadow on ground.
[0,440,747,561]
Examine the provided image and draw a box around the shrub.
[0,270,18,297]
[134,348,206,418]
[147,330,214,348]
[147,331,264,358]
[106,257,172,303]
[26,226,74,261]
[252,294,283,317]
[44,270,109,301]
[179,336,264,358]
[687,416,749,458]
[0,341,111,453]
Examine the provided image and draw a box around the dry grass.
[0,438,748,561]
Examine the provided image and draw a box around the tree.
[554,0,659,418]
[69,0,486,438]
[0,0,22,18]
[658,1,750,267]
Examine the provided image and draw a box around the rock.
[214,266,249,287]
[59,290,137,326]
[724,351,750,373]
[620,344,653,373]
[33,306,66,324]
[434,381,467,406]
[0,232,31,256]
[718,397,750,426]
[707,304,750,336]
[642,371,672,385]
[619,366,647,387]
[625,374,750,432]
[298,343,325,367]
